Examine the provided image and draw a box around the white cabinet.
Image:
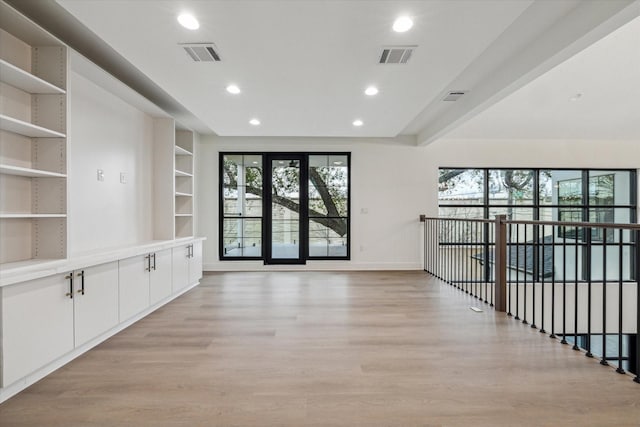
[0,238,203,398]
[172,244,190,293]
[1,273,74,387]
[73,262,118,346]
[149,249,172,305]
[1,261,119,387]
[118,255,150,321]
[172,241,203,292]
[120,249,173,320]
[189,240,203,284]
[0,3,68,268]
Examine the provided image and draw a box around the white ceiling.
[54,0,639,140]
[444,14,640,140]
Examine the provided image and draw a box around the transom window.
[438,169,636,226]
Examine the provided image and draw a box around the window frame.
[219,152,351,262]
[438,167,637,282]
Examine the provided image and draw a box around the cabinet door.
[73,262,119,346]
[150,249,172,305]
[118,255,150,321]
[172,245,190,293]
[188,241,203,284]
[2,274,74,387]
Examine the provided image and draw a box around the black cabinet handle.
[152,253,157,271]
[145,254,151,272]
[76,270,85,295]
[64,273,73,299]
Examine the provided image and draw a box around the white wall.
[67,69,154,256]
[197,137,639,271]
[197,135,430,271]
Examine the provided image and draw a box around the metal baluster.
[451,220,454,286]
[515,224,520,320]
[601,231,608,366]
[634,228,640,383]
[486,221,490,305]
[507,223,512,316]
[561,226,568,344]
[523,224,528,325]
[463,222,467,294]
[573,226,580,351]
[540,224,546,334]
[617,229,625,374]
[531,223,537,329]
[550,225,557,339]
[586,226,593,358]
[490,224,494,307]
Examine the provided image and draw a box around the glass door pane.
[268,157,304,263]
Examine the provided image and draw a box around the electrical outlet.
[97,169,104,181]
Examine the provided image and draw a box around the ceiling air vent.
[180,43,221,62]
[442,90,468,101]
[378,46,416,64]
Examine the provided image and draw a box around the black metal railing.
[420,215,640,383]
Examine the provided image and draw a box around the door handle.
[64,273,74,299]
[76,270,85,295]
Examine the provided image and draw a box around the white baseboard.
[0,281,200,404]
[203,261,422,272]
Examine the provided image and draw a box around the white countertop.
[0,237,206,287]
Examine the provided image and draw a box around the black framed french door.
[264,153,308,264]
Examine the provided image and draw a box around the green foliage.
[223,156,348,237]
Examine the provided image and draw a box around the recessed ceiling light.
[177,13,199,30]
[226,84,241,94]
[249,118,260,126]
[393,16,413,32]
[365,86,379,96]
[352,119,363,127]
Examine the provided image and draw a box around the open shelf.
[0,164,66,178]
[174,213,193,217]
[0,213,66,218]
[174,145,192,156]
[175,169,193,177]
[0,59,66,94]
[175,192,193,197]
[0,114,66,138]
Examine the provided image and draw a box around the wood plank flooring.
[1,271,639,426]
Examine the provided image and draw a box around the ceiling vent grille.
[442,90,468,101]
[378,46,416,64]
[180,43,221,62]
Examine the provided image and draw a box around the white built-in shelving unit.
[0,1,205,404]
[175,129,194,238]
[0,5,68,267]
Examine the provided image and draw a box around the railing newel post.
[494,215,507,312]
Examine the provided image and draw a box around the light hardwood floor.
[1,271,639,426]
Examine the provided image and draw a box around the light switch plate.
[120,173,126,184]
[97,169,104,181]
